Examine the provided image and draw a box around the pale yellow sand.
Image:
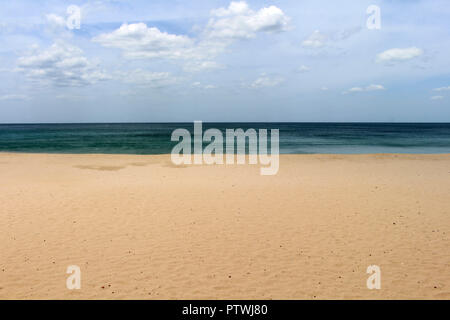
[0,153,449,300]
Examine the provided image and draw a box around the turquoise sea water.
[0,123,449,154]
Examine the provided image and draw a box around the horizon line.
[1,121,450,125]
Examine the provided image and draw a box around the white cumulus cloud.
[376,47,423,63]
[0,94,29,101]
[46,13,66,29]
[93,23,226,74]
[433,86,450,92]
[92,2,289,73]
[343,84,385,94]
[206,1,290,39]
[17,43,109,87]
[183,60,224,72]
[192,82,217,89]
[117,69,177,88]
[297,65,310,73]
[250,74,284,88]
[93,23,194,60]
[430,95,444,100]
[365,84,385,91]
[302,30,327,48]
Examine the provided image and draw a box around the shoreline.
[1,151,450,156]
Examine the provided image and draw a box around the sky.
[0,0,449,123]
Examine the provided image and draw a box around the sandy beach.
[0,153,449,299]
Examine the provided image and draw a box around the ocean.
[0,123,449,154]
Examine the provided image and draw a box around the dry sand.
[0,153,449,299]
